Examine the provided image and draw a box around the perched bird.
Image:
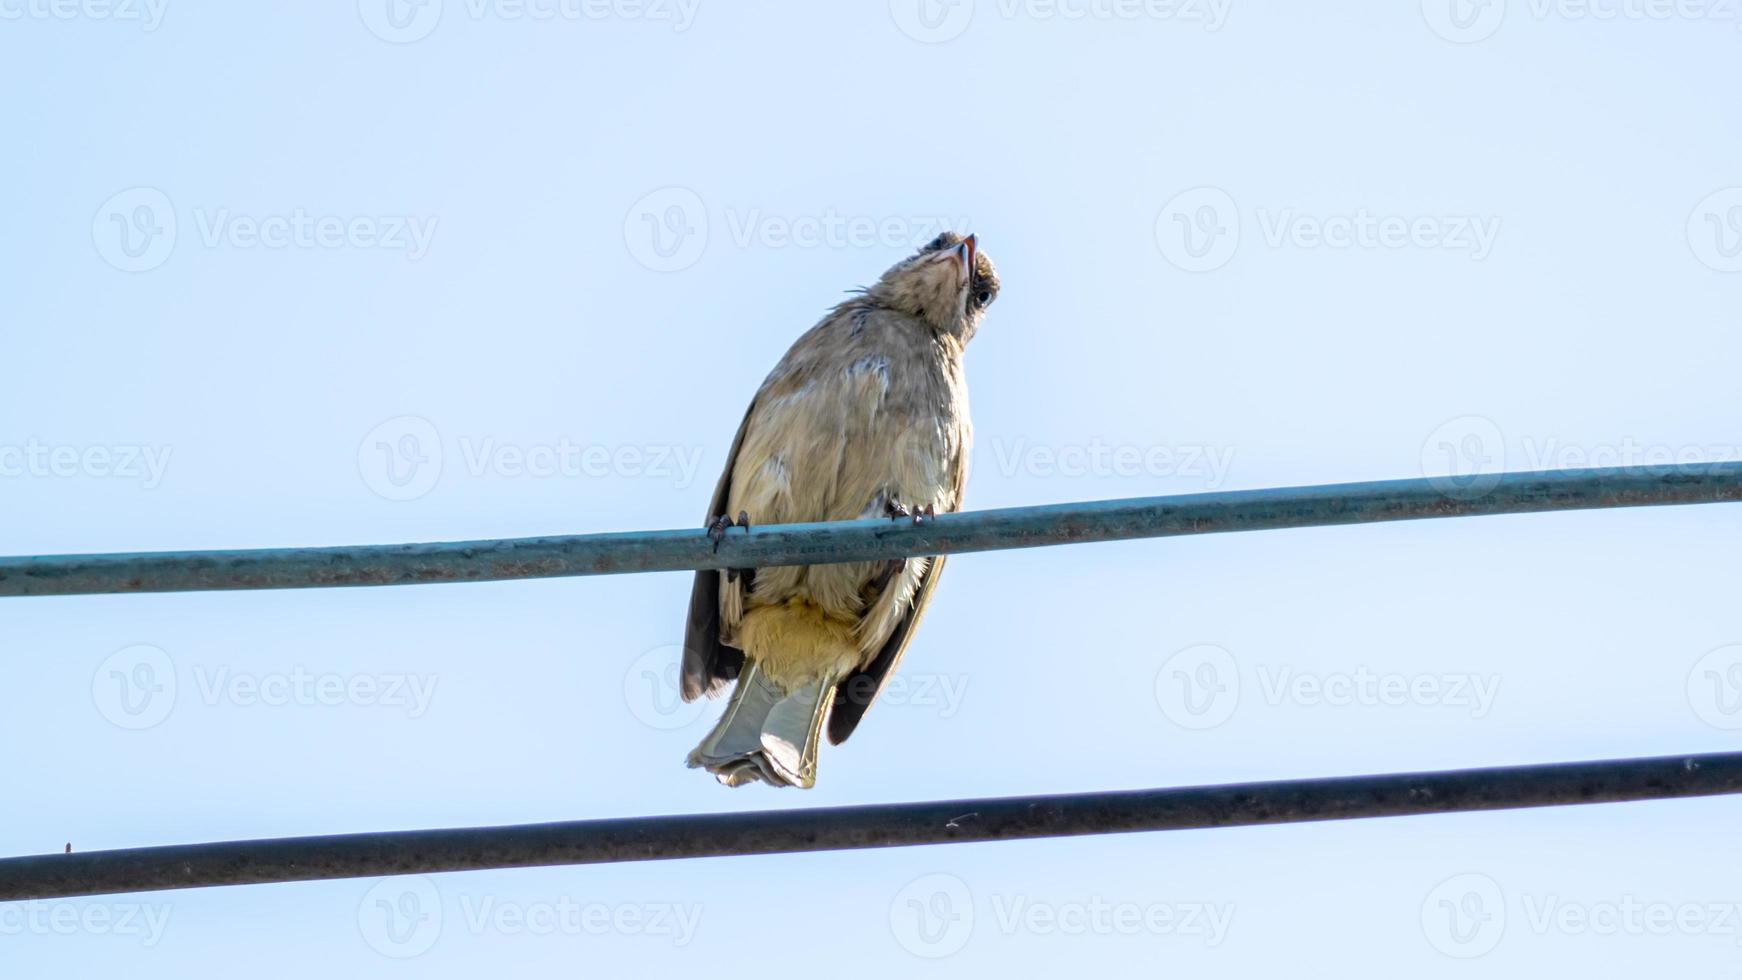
[682,232,1000,787]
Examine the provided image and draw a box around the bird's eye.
[975,290,994,307]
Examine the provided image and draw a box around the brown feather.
[680,403,754,700]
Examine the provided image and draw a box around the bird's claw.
[885,501,935,525]
[706,513,735,553]
[707,511,754,554]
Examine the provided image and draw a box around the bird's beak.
[938,234,975,287]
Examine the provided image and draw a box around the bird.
[681,231,999,787]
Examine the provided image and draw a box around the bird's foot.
[885,501,935,525]
[709,512,754,563]
[706,513,736,553]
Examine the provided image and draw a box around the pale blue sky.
[3,1,1742,975]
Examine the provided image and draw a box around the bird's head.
[866,231,999,341]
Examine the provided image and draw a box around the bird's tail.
[686,660,838,788]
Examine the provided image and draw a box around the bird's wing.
[826,439,969,745]
[680,401,755,701]
[680,308,867,700]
